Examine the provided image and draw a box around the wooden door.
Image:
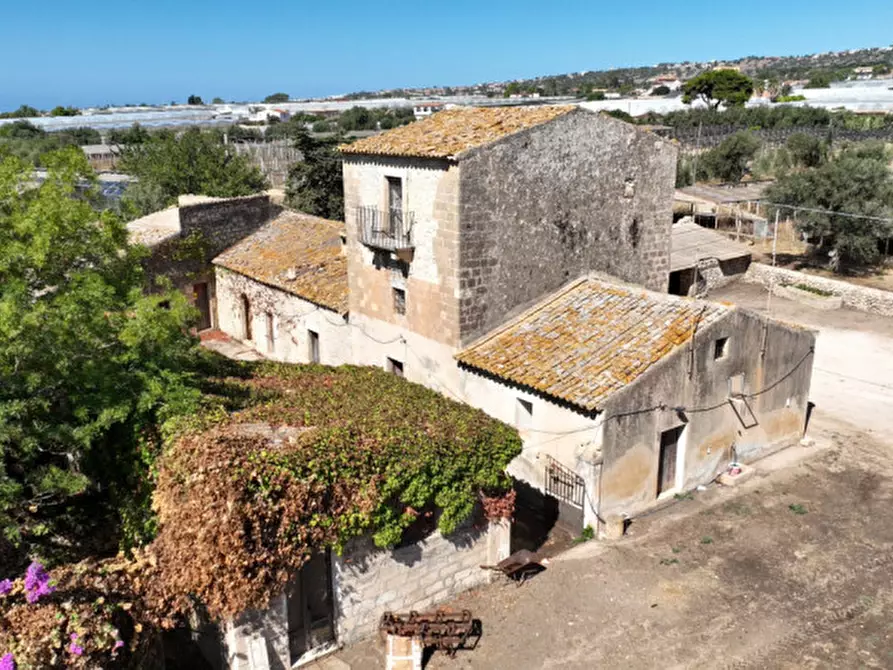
[240,295,252,341]
[287,551,335,664]
[658,426,683,495]
[193,282,212,331]
[387,177,403,232]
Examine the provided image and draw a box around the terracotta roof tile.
[455,277,730,412]
[213,210,348,314]
[340,105,577,159]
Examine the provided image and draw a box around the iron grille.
[543,455,585,508]
[356,206,415,251]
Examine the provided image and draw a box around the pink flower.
[23,562,54,603]
[0,653,15,670]
[70,632,78,641]
[68,643,84,656]
[0,580,12,596]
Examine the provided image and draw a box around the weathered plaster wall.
[333,519,510,645]
[457,110,677,343]
[342,157,462,347]
[597,308,815,518]
[458,366,602,528]
[746,262,893,317]
[216,267,351,365]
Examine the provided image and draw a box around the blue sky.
[2,0,892,111]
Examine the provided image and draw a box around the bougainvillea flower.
[23,562,55,603]
[0,580,12,596]
[0,653,16,670]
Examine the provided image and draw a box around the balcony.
[356,206,415,251]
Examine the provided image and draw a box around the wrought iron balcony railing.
[356,206,415,251]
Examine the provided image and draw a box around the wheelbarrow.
[480,549,549,585]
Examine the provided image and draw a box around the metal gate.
[544,455,585,508]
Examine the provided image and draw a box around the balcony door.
[286,551,336,664]
[387,176,403,234]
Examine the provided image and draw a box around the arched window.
[240,294,252,341]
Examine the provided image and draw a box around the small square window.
[714,337,729,360]
[387,357,404,377]
[516,398,533,430]
[393,287,406,315]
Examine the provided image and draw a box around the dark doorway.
[658,426,684,495]
[387,176,403,232]
[510,480,574,558]
[308,330,320,364]
[286,551,335,665]
[193,282,211,331]
[240,294,252,341]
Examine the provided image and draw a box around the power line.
[758,201,893,225]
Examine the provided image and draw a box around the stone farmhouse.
[210,105,814,531]
[154,106,815,667]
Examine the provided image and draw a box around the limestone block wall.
[333,519,510,645]
[457,110,677,343]
[745,263,893,317]
[216,267,351,365]
[342,157,462,347]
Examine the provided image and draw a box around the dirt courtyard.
[337,415,893,669]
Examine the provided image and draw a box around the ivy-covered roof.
[146,362,521,619]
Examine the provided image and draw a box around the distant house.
[127,194,274,331]
[213,210,351,364]
[412,102,446,119]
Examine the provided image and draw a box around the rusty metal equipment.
[379,609,477,657]
[480,549,547,584]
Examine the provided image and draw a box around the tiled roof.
[456,276,730,412]
[670,222,752,272]
[213,210,348,314]
[340,105,577,159]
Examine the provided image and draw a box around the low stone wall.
[773,284,843,311]
[333,519,510,645]
[745,263,893,317]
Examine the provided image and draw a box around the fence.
[229,140,303,188]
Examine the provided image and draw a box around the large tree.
[118,128,268,216]
[682,70,755,109]
[0,147,204,569]
[765,143,893,270]
[701,131,762,183]
[285,130,344,220]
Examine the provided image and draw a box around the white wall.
[216,267,352,366]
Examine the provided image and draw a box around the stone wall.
[215,267,351,365]
[342,157,462,348]
[333,519,510,645]
[745,263,893,317]
[457,110,677,343]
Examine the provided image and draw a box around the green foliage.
[186,94,204,105]
[682,70,755,109]
[49,105,80,117]
[0,148,205,569]
[804,72,834,88]
[107,123,152,146]
[785,132,827,168]
[0,122,101,166]
[0,105,40,119]
[263,92,290,103]
[766,142,893,270]
[312,120,333,133]
[701,535,713,544]
[603,109,635,123]
[651,85,671,96]
[118,128,268,216]
[149,362,522,618]
[788,503,808,515]
[285,131,344,219]
[211,97,225,104]
[775,94,807,103]
[700,131,762,183]
[574,525,595,543]
[586,91,606,101]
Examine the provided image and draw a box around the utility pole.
[691,121,703,184]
